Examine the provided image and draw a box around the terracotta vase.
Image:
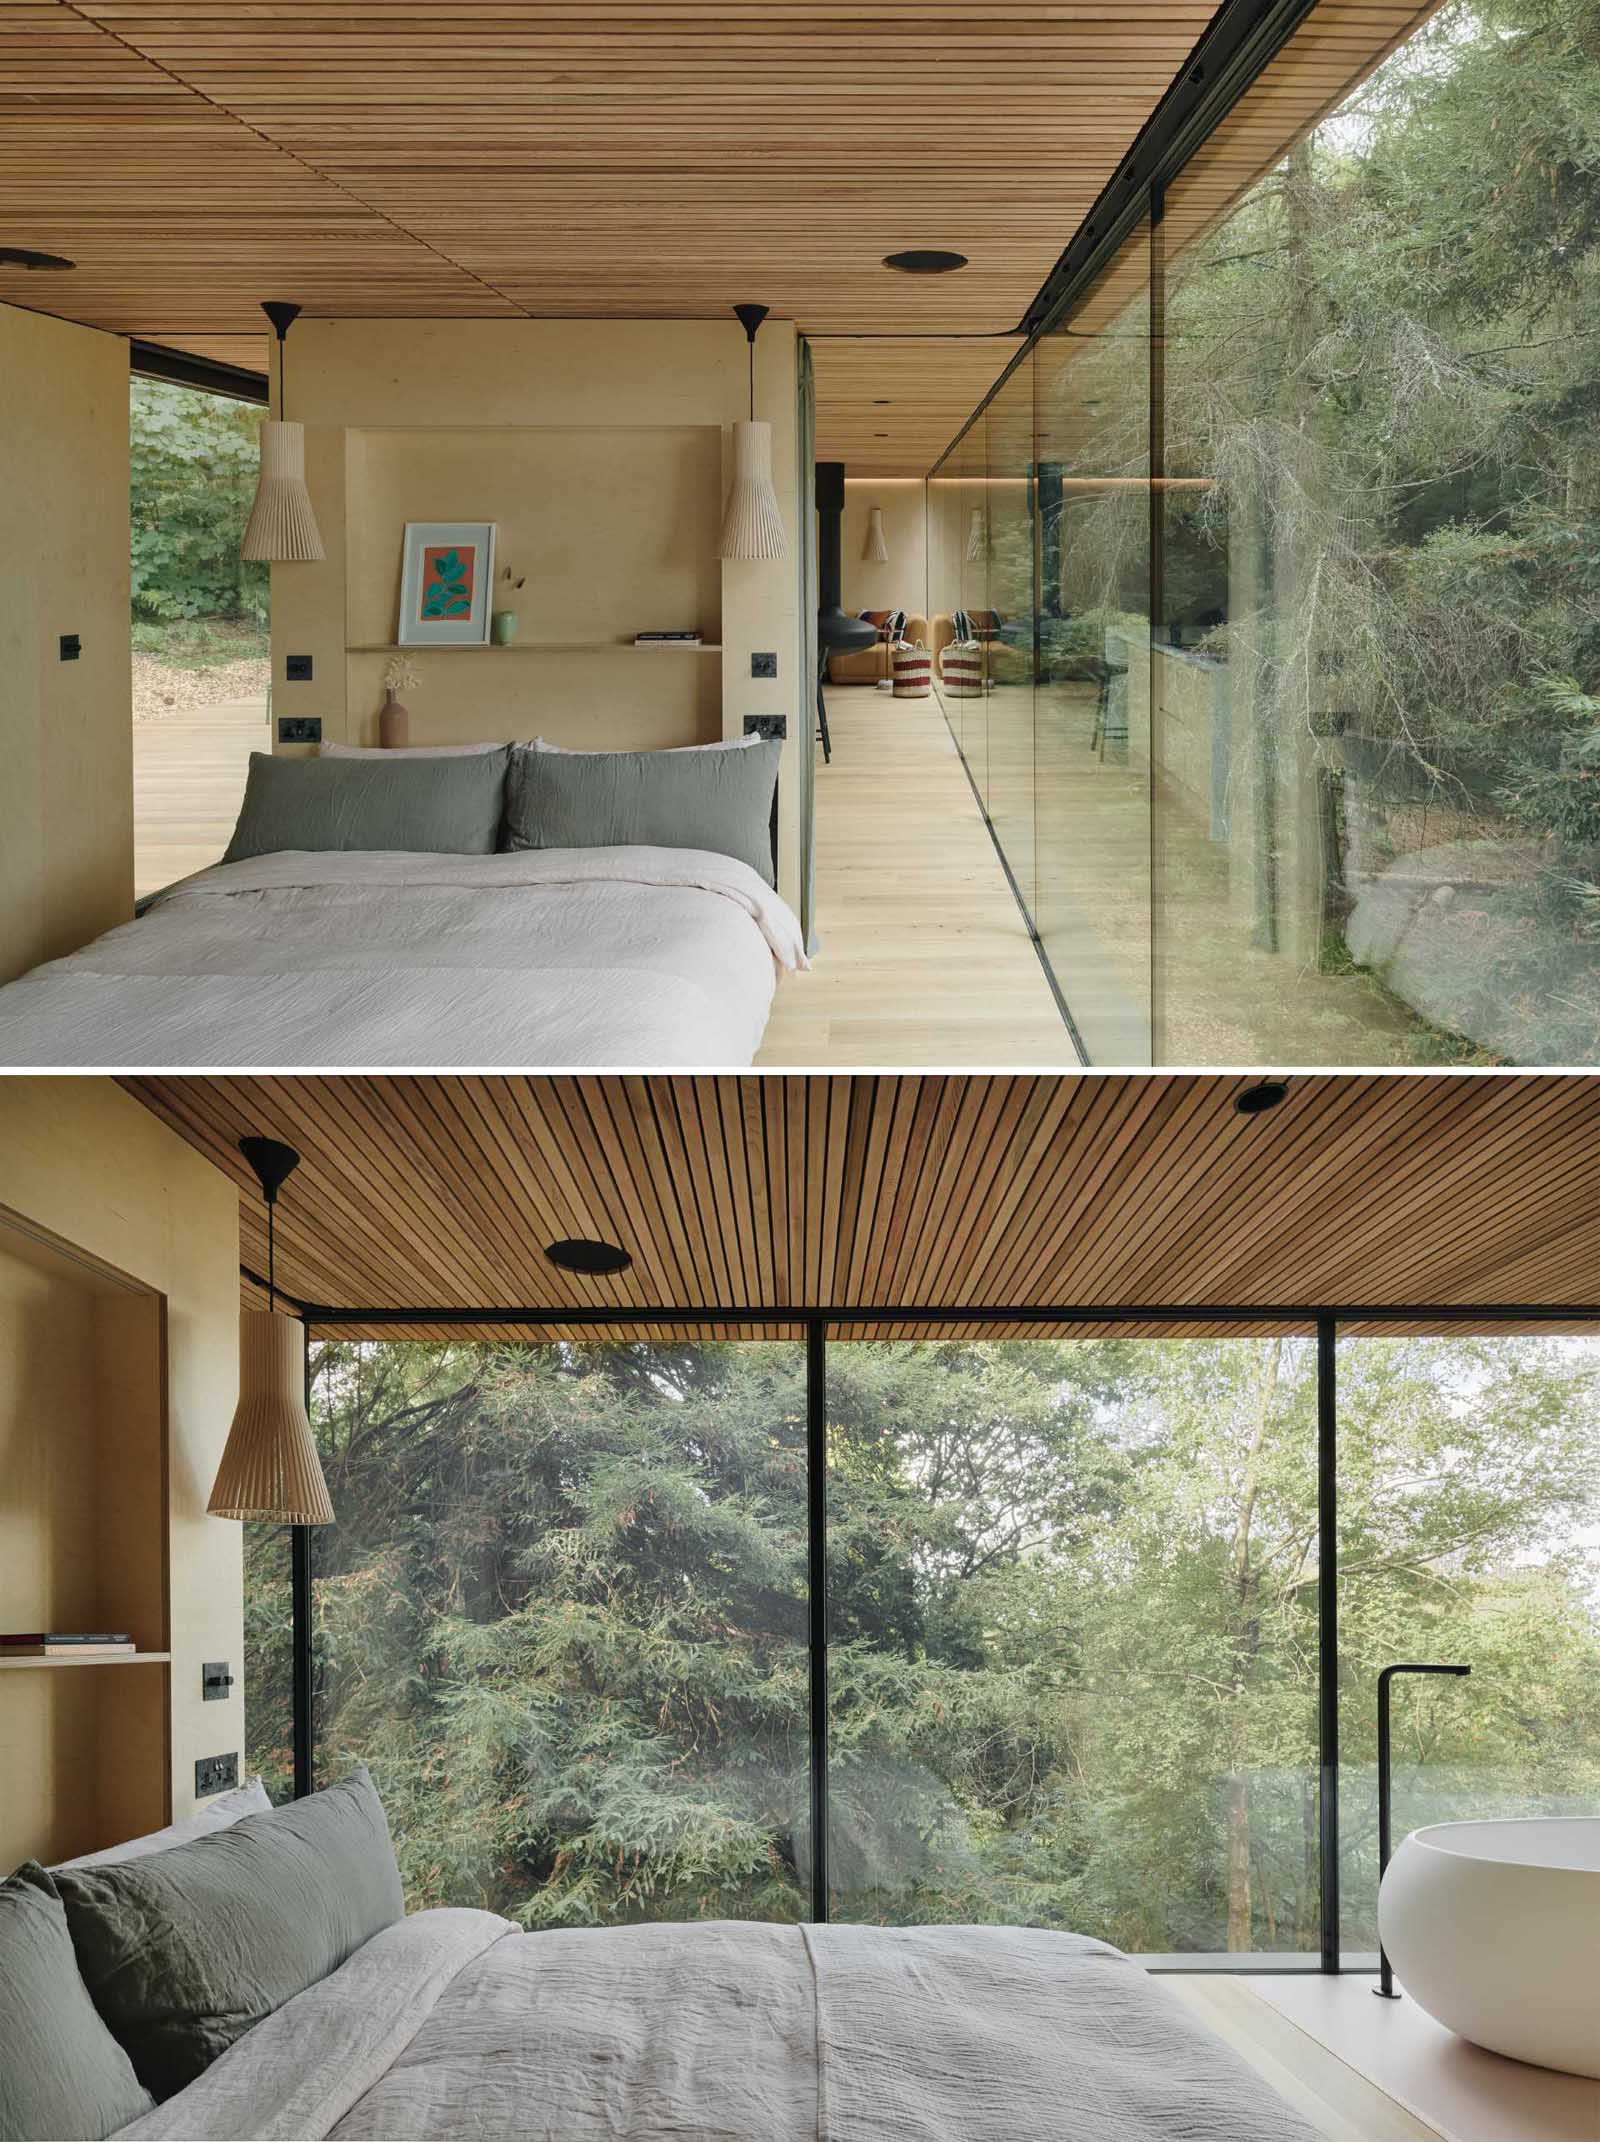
[378,689,410,749]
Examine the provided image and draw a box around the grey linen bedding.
[0,847,807,1069]
[113,1912,1317,2142]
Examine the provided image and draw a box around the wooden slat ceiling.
[0,1,1430,475]
[123,1074,1600,1340]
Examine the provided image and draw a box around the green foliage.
[246,1333,1600,1957]
[1144,0,1600,1059]
[130,381,266,627]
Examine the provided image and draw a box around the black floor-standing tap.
[1374,1661,1472,1998]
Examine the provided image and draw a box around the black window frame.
[265,1292,1600,1971]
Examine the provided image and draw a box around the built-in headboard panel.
[340,423,723,749]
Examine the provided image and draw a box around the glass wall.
[242,1313,1600,1966]
[826,1335,1319,1957]
[928,1,1600,1065]
[297,1334,810,1923]
[1336,1332,1600,1955]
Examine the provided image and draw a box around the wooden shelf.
[346,641,721,654]
[0,1652,171,1670]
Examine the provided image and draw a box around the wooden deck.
[133,698,267,901]
[756,689,1076,1067]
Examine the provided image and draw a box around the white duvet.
[0,847,807,1068]
[114,1912,1317,2142]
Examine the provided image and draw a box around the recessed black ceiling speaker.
[545,1238,632,1276]
[1233,1080,1290,1117]
[0,247,75,271]
[883,249,969,274]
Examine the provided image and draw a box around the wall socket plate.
[751,651,778,679]
[278,716,322,744]
[743,715,786,742]
[284,653,314,681]
[195,1752,239,1798]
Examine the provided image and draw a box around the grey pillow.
[502,738,781,884]
[0,1861,154,2141]
[52,1767,404,2102]
[223,748,510,863]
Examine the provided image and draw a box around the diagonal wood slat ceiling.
[122,1074,1600,1339]
[0,0,1418,474]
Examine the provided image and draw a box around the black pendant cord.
[266,1196,276,1314]
[733,302,770,424]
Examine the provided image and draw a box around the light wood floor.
[133,698,267,901]
[756,689,1078,1067]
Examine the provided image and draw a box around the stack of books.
[633,630,703,646]
[1,1631,136,1658]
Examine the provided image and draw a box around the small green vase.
[492,610,518,646]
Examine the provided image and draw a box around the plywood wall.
[272,318,803,906]
[0,1079,241,1857]
[0,303,133,984]
[842,479,928,622]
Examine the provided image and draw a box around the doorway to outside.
[131,371,268,901]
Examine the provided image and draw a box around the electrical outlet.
[59,633,81,662]
[751,651,778,679]
[285,653,314,681]
[201,1661,234,1703]
[195,1752,239,1798]
[278,716,322,745]
[743,715,786,742]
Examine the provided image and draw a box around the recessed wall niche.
[0,1210,169,1868]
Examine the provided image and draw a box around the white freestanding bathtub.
[1379,1817,1600,2077]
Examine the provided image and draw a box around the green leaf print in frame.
[398,523,496,644]
[421,545,474,620]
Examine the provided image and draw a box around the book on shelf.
[1,1633,136,1656]
[633,630,703,645]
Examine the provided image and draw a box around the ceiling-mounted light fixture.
[545,1237,632,1276]
[862,506,890,564]
[207,1137,334,1526]
[966,507,989,563]
[0,246,75,271]
[241,300,325,563]
[718,302,789,562]
[1234,1079,1290,1117]
[884,249,969,274]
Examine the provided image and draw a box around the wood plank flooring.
[132,698,266,901]
[756,689,1077,1068]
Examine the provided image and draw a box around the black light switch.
[751,651,778,679]
[201,1661,234,1703]
[59,633,80,661]
[285,653,313,681]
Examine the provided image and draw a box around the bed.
[115,1911,1318,2142]
[0,846,806,1068]
[5,1772,1316,2142]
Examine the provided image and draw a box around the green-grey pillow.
[223,748,510,863]
[52,1767,404,2102]
[502,738,781,884]
[0,1861,154,2141]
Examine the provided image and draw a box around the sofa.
[827,610,931,684]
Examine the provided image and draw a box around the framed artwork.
[398,522,497,645]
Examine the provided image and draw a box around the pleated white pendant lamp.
[718,302,789,562]
[208,1136,334,1527]
[241,301,325,565]
[862,506,890,563]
